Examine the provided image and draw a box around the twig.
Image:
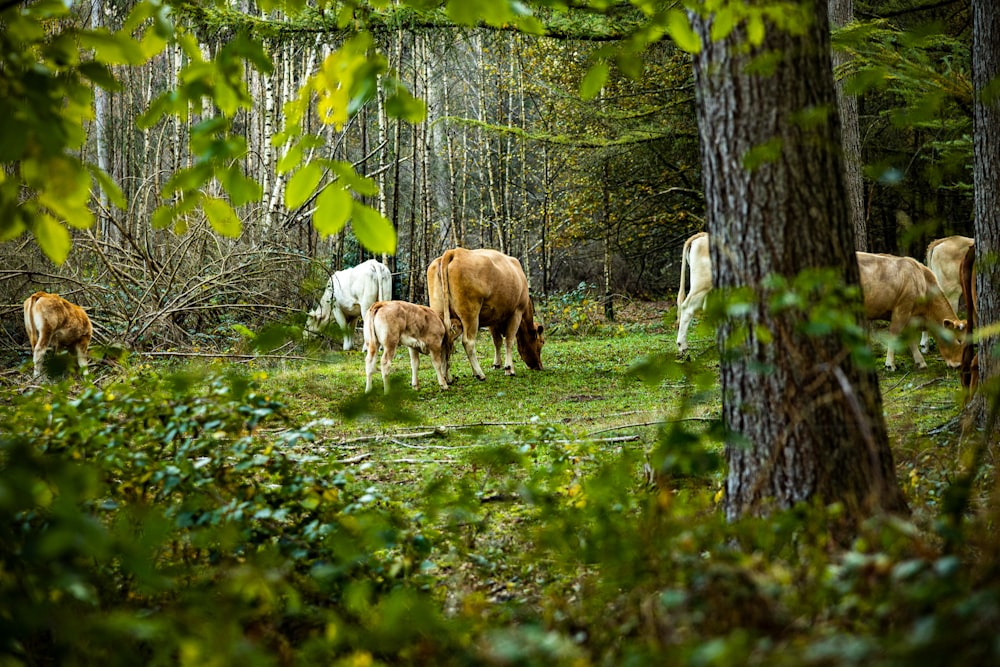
[587,417,715,437]
[142,351,328,362]
[335,453,372,464]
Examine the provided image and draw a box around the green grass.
[2,302,992,665]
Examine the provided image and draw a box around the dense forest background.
[0,0,976,357]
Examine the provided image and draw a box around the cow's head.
[304,303,330,339]
[938,318,968,368]
[516,322,545,370]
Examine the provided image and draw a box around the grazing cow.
[959,245,978,393]
[362,300,461,393]
[305,259,392,350]
[23,291,92,378]
[676,231,710,356]
[857,251,966,371]
[920,235,974,352]
[672,235,966,370]
[427,248,544,380]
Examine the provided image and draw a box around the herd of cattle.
[677,233,978,381]
[22,235,979,392]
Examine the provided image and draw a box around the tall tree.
[688,3,908,524]
[829,0,867,251]
[971,0,1000,436]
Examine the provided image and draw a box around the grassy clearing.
[2,300,991,665]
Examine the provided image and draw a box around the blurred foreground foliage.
[2,358,999,667]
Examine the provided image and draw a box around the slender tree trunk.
[829,0,867,251]
[602,160,614,322]
[971,0,1000,440]
[691,3,908,527]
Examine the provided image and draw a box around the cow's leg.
[74,338,90,375]
[364,339,379,393]
[919,330,931,354]
[460,323,488,381]
[380,340,398,393]
[333,308,352,350]
[908,338,928,370]
[676,288,708,356]
[408,347,421,389]
[491,328,504,369]
[500,317,520,376]
[32,329,52,378]
[429,347,450,389]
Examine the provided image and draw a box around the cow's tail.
[677,235,694,306]
[924,238,941,270]
[363,301,382,348]
[23,292,42,348]
[375,262,391,302]
[439,250,454,331]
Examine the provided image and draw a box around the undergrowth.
[1,300,997,666]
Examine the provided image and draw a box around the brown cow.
[23,291,92,378]
[857,252,966,371]
[959,245,978,393]
[362,300,461,393]
[920,235,974,352]
[427,248,544,380]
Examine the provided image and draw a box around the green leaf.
[88,165,127,210]
[746,10,765,46]
[79,61,121,91]
[711,5,737,42]
[742,137,784,171]
[221,167,263,207]
[203,197,242,237]
[78,29,146,65]
[384,85,428,123]
[313,185,352,238]
[285,162,323,210]
[666,9,701,54]
[579,62,609,100]
[33,214,72,265]
[350,202,396,254]
[151,205,175,230]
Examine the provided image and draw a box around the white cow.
[673,234,967,370]
[676,232,711,356]
[920,235,974,352]
[305,259,392,350]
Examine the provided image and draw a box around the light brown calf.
[23,291,92,378]
[363,300,461,393]
[857,252,966,371]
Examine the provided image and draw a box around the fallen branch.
[142,350,328,362]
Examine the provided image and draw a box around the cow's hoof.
[493,363,503,369]
[475,374,487,381]
[504,366,515,376]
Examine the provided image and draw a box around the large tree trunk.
[691,3,908,526]
[829,0,867,251]
[971,0,1000,439]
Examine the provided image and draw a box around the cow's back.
[25,292,92,343]
[857,252,923,319]
[433,248,529,327]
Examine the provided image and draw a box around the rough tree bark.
[829,0,867,251]
[690,3,908,526]
[971,0,1000,438]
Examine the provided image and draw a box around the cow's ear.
[536,325,544,335]
[943,318,966,331]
